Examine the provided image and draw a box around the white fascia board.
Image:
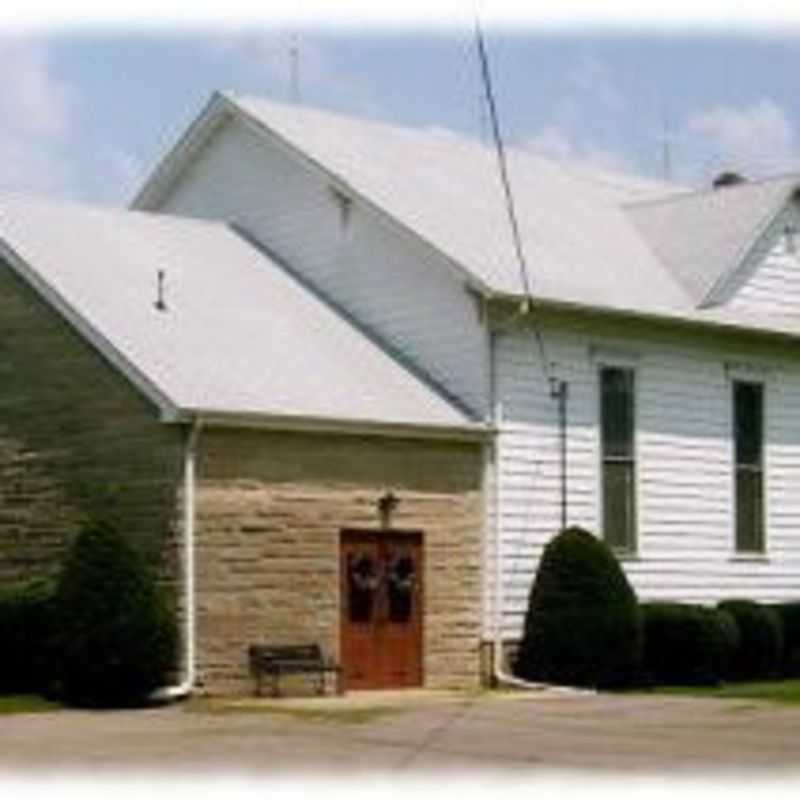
[489,288,800,346]
[0,239,180,422]
[700,184,800,309]
[130,91,232,211]
[185,408,492,443]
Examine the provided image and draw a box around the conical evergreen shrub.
[515,526,642,688]
[55,521,177,707]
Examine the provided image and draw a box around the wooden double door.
[340,530,423,690]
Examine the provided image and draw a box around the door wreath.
[349,551,382,592]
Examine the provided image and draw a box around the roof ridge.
[626,171,800,210]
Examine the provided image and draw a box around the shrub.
[55,521,177,707]
[717,600,783,681]
[640,603,738,686]
[0,577,56,694]
[773,602,800,677]
[709,607,740,680]
[515,526,642,689]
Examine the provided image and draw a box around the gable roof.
[627,174,800,307]
[0,191,479,436]
[134,92,693,314]
[134,91,800,341]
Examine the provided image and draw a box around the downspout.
[488,327,592,695]
[151,417,201,702]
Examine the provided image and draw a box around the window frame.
[598,363,638,556]
[732,378,767,556]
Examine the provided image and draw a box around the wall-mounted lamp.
[377,490,399,529]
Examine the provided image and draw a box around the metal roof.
[191,93,800,332]
[627,175,800,306]
[223,93,694,317]
[0,191,478,434]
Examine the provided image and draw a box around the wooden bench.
[247,644,343,697]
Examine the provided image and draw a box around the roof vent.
[712,171,747,189]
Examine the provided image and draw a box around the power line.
[474,21,532,300]
[474,20,551,381]
[474,20,568,530]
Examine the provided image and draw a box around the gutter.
[151,417,201,702]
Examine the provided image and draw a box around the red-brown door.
[340,530,423,690]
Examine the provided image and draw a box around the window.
[600,366,636,552]
[733,381,764,553]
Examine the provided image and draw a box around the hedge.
[717,600,783,681]
[772,602,800,677]
[0,578,57,694]
[640,602,739,686]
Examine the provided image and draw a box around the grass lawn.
[0,694,61,714]
[645,679,800,705]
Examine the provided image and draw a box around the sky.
[5,12,800,206]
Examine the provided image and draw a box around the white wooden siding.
[491,321,800,640]
[719,202,800,315]
[153,117,489,419]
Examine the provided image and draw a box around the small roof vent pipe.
[712,171,747,189]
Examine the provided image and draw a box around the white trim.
[724,360,777,381]
[702,185,800,308]
[131,93,233,210]
[596,362,639,557]
[728,374,769,557]
[187,409,490,442]
[589,344,640,368]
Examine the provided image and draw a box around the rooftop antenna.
[289,34,300,104]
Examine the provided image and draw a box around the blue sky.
[5,28,800,205]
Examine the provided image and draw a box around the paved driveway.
[3,691,800,775]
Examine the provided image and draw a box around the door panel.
[340,530,423,690]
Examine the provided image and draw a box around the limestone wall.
[0,260,184,583]
[194,428,484,694]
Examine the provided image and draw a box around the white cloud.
[0,40,78,195]
[685,98,798,177]
[522,124,631,174]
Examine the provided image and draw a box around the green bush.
[640,603,737,686]
[773,602,800,677]
[709,607,740,680]
[0,578,56,694]
[717,600,783,681]
[55,521,177,707]
[515,526,642,689]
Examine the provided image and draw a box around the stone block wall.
[194,428,484,694]
[0,260,185,583]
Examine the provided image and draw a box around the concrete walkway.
[3,690,800,775]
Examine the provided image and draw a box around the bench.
[247,644,343,697]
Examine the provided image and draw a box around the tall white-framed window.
[733,380,765,554]
[599,365,636,553]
